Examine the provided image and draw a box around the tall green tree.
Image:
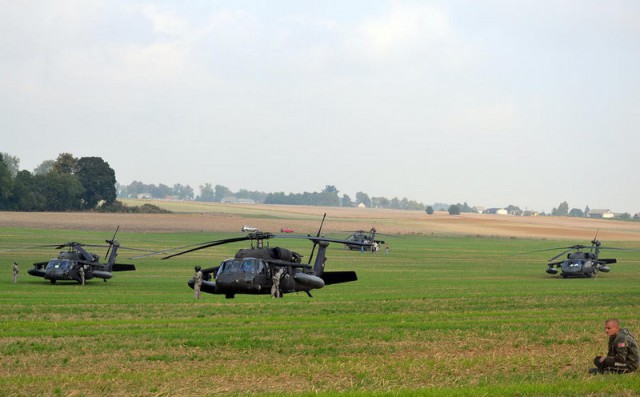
[75,157,117,209]
[10,171,46,211]
[1,153,20,178]
[214,185,232,202]
[342,194,352,207]
[198,183,215,201]
[556,201,569,216]
[38,172,85,211]
[0,154,14,209]
[33,160,54,175]
[53,153,78,174]
[569,208,584,217]
[448,204,461,215]
[356,192,371,207]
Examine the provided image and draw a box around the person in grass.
[193,266,203,300]
[12,262,19,284]
[590,318,639,374]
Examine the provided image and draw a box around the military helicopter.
[149,215,370,298]
[26,229,138,284]
[344,227,386,251]
[527,237,637,278]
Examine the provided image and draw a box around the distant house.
[523,210,540,217]
[473,206,485,214]
[137,193,152,200]
[587,209,614,219]
[484,208,508,215]
[357,202,366,208]
[634,213,640,219]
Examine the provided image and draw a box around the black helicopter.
[27,230,137,284]
[528,237,636,278]
[150,215,370,298]
[345,227,385,251]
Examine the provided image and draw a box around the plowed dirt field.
[2,200,639,241]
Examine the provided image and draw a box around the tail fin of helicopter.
[312,241,330,276]
[105,239,120,270]
[591,229,601,257]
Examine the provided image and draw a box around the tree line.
[0,153,116,211]
[1,152,429,211]
[119,180,427,210]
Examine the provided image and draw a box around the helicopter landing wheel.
[49,279,56,284]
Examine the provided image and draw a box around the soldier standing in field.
[271,267,285,298]
[590,318,639,374]
[193,266,203,300]
[12,262,19,284]
[78,265,85,285]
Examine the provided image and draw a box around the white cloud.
[352,2,452,58]
[139,4,189,37]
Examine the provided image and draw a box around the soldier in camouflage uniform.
[12,262,19,284]
[271,267,285,298]
[193,266,203,300]
[590,318,639,374]
[78,265,85,285]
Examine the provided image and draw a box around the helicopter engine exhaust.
[293,273,325,289]
[92,270,113,280]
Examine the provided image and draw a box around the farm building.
[587,209,614,219]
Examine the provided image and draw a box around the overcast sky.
[1,1,639,213]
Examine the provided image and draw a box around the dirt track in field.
[1,201,640,241]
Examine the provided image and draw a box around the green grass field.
[1,226,639,396]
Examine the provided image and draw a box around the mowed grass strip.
[1,227,639,396]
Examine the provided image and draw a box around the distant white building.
[221,197,256,204]
[587,209,614,219]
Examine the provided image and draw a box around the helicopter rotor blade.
[162,236,261,259]
[597,247,640,252]
[547,249,574,262]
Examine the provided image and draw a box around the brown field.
[2,199,640,241]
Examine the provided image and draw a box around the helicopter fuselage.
[28,258,112,283]
[546,252,613,278]
[27,243,135,284]
[189,256,326,298]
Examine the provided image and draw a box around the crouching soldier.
[590,318,639,374]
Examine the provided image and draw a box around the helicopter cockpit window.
[240,259,257,273]
[46,259,72,270]
[218,259,261,273]
[217,260,231,276]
